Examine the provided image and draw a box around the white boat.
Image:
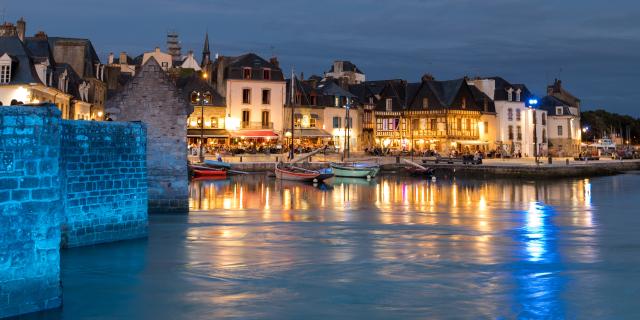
[275,163,334,182]
[330,162,380,178]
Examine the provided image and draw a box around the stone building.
[325,60,365,85]
[539,79,581,156]
[106,57,193,213]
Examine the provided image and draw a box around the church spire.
[201,32,210,68]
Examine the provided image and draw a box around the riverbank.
[206,157,640,179]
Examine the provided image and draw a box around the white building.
[468,77,548,157]
[539,79,581,156]
[210,53,286,142]
[142,47,172,71]
[325,60,365,85]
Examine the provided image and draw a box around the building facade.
[539,79,582,156]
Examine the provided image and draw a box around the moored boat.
[275,163,333,182]
[204,159,232,169]
[190,164,228,178]
[330,162,380,178]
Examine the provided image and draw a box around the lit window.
[556,107,563,115]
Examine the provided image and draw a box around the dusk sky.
[4,0,639,116]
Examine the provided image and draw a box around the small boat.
[330,162,380,178]
[204,159,232,169]
[405,166,435,177]
[190,164,228,178]
[275,163,334,182]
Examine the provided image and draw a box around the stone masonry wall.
[0,105,63,318]
[106,57,192,213]
[60,120,148,248]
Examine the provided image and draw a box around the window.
[422,98,429,109]
[386,98,392,112]
[557,125,563,136]
[456,118,462,130]
[412,119,420,130]
[242,89,251,104]
[310,115,317,128]
[261,111,270,128]
[210,117,218,128]
[294,113,302,128]
[190,92,199,104]
[333,116,342,129]
[542,129,547,143]
[202,92,212,104]
[466,118,471,131]
[345,117,352,129]
[311,95,317,105]
[507,108,513,121]
[517,125,522,141]
[542,113,547,125]
[516,109,521,121]
[430,119,437,131]
[508,125,514,140]
[461,97,466,109]
[243,68,251,79]
[161,62,169,69]
[484,121,489,134]
[507,89,513,102]
[242,110,250,125]
[262,89,270,105]
[0,62,11,84]
[556,107,563,115]
[516,90,521,102]
[263,69,270,80]
[376,118,383,131]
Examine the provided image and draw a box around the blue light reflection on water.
[40,174,640,319]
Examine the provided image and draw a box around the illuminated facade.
[539,79,582,157]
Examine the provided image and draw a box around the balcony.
[241,121,273,129]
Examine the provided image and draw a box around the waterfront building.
[284,76,360,151]
[205,51,286,146]
[348,80,387,150]
[325,60,365,85]
[539,79,582,156]
[0,18,106,120]
[178,74,227,147]
[468,77,548,157]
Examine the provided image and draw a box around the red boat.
[190,164,227,178]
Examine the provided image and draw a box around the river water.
[46,173,640,319]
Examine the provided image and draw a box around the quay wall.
[60,120,148,248]
[0,106,63,318]
[1,105,149,318]
[228,160,640,179]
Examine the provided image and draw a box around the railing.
[241,121,273,129]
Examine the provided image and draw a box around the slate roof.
[0,36,42,84]
[286,77,355,107]
[217,53,284,81]
[488,76,533,102]
[47,37,101,78]
[469,85,496,113]
[175,74,225,106]
[538,95,576,116]
[24,36,54,64]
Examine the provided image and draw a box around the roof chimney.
[34,31,47,39]
[421,73,435,82]
[269,56,279,68]
[16,18,25,42]
[108,52,114,64]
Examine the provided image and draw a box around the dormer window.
[556,107,563,115]
[515,89,521,102]
[507,88,513,101]
[243,68,251,80]
[58,70,69,93]
[263,69,270,80]
[385,98,392,112]
[0,53,12,84]
[422,98,429,109]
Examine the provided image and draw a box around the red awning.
[231,130,279,138]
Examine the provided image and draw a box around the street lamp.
[527,98,539,163]
[344,101,351,159]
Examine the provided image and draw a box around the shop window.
[210,117,217,128]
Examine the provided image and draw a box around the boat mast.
[289,68,295,160]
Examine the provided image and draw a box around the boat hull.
[204,160,232,169]
[193,169,227,178]
[275,165,334,182]
[330,163,380,178]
